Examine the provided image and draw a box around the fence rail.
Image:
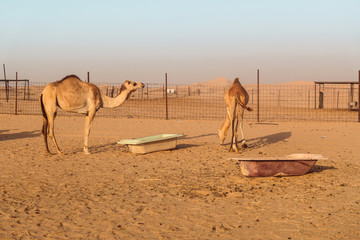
[0,81,359,122]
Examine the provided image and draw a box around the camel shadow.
[226,131,291,150]
[176,143,200,149]
[0,130,41,141]
[309,165,337,173]
[248,132,292,149]
[88,142,118,154]
[250,122,279,126]
[64,142,118,154]
[82,142,200,154]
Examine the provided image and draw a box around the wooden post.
[257,69,260,122]
[87,72,90,83]
[15,72,18,115]
[165,73,168,120]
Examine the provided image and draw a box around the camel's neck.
[100,90,132,108]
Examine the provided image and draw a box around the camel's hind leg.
[41,116,51,155]
[228,99,239,153]
[40,93,56,155]
[218,109,231,144]
[238,108,247,148]
[233,114,240,153]
[41,90,62,155]
[83,109,96,154]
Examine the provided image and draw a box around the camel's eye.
[133,82,137,86]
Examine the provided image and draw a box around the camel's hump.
[52,75,83,86]
[60,74,81,81]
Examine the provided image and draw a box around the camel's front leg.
[84,110,96,154]
[47,115,63,155]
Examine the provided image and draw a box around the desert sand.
[1,114,360,239]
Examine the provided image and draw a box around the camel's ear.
[120,82,127,92]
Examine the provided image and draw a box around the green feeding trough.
[117,134,183,154]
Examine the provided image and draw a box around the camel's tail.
[235,95,253,112]
[39,93,47,120]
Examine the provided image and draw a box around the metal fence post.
[165,73,168,120]
[257,69,260,122]
[15,72,18,115]
[314,83,317,109]
[23,81,26,100]
[27,80,30,100]
[3,64,9,102]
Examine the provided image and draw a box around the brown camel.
[39,75,144,155]
[218,78,253,153]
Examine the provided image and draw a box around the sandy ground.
[0,114,359,239]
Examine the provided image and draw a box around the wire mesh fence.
[253,83,358,122]
[0,80,359,122]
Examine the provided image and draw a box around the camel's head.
[122,80,145,92]
[232,77,240,86]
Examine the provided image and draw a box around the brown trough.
[230,154,326,177]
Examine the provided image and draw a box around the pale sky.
[0,0,359,84]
